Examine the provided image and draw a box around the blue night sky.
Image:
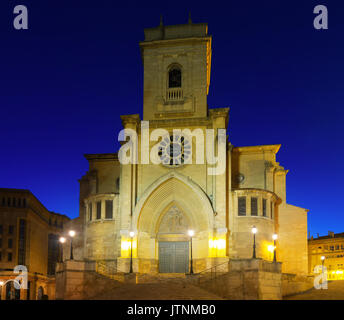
[0,1,343,237]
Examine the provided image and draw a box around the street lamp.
[129,231,135,273]
[59,237,66,262]
[252,226,257,259]
[272,233,278,262]
[68,230,76,260]
[188,229,195,274]
[321,256,325,273]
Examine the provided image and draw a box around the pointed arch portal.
[131,172,215,273]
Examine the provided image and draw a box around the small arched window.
[168,67,181,88]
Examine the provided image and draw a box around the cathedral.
[68,20,309,281]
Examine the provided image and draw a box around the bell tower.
[139,18,212,120]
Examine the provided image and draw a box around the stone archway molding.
[132,171,215,234]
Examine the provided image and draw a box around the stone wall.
[55,260,123,300]
[281,273,314,297]
[194,259,282,300]
[278,203,309,275]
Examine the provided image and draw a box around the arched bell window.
[168,67,182,88]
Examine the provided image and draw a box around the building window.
[0,238,2,248]
[47,234,59,275]
[251,198,258,216]
[2,198,5,206]
[168,67,182,88]
[23,198,26,208]
[96,201,101,220]
[0,225,2,235]
[238,197,246,216]
[8,238,13,249]
[12,198,16,207]
[8,225,14,235]
[105,200,113,219]
[7,198,11,207]
[89,203,93,221]
[8,252,12,262]
[271,202,274,219]
[18,219,26,265]
[18,198,21,207]
[0,252,2,261]
[262,199,267,217]
[330,246,334,251]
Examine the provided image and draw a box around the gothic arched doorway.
[133,173,215,274]
[157,205,190,273]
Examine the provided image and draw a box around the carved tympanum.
[158,205,189,234]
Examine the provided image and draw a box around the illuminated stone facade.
[308,232,344,280]
[0,188,69,300]
[67,21,309,278]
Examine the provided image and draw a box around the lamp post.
[59,237,66,262]
[321,256,325,273]
[272,234,278,263]
[188,230,195,274]
[68,230,76,260]
[252,226,257,259]
[129,231,135,273]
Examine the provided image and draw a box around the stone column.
[209,109,229,264]
[118,115,140,271]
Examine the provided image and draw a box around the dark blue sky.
[0,1,343,237]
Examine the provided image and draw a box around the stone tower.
[140,20,212,120]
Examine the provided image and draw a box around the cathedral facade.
[74,21,308,277]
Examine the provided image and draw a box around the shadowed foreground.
[89,282,223,300]
[285,280,344,300]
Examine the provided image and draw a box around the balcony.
[166,88,183,101]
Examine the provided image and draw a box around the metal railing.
[195,261,229,285]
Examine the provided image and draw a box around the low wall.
[282,273,314,297]
[55,260,124,300]
[193,259,282,300]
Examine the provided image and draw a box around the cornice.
[232,144,281,154]
[84,153,119,162]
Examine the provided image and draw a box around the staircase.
[88,260,227,300]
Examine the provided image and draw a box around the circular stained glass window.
[158,135,191,167]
